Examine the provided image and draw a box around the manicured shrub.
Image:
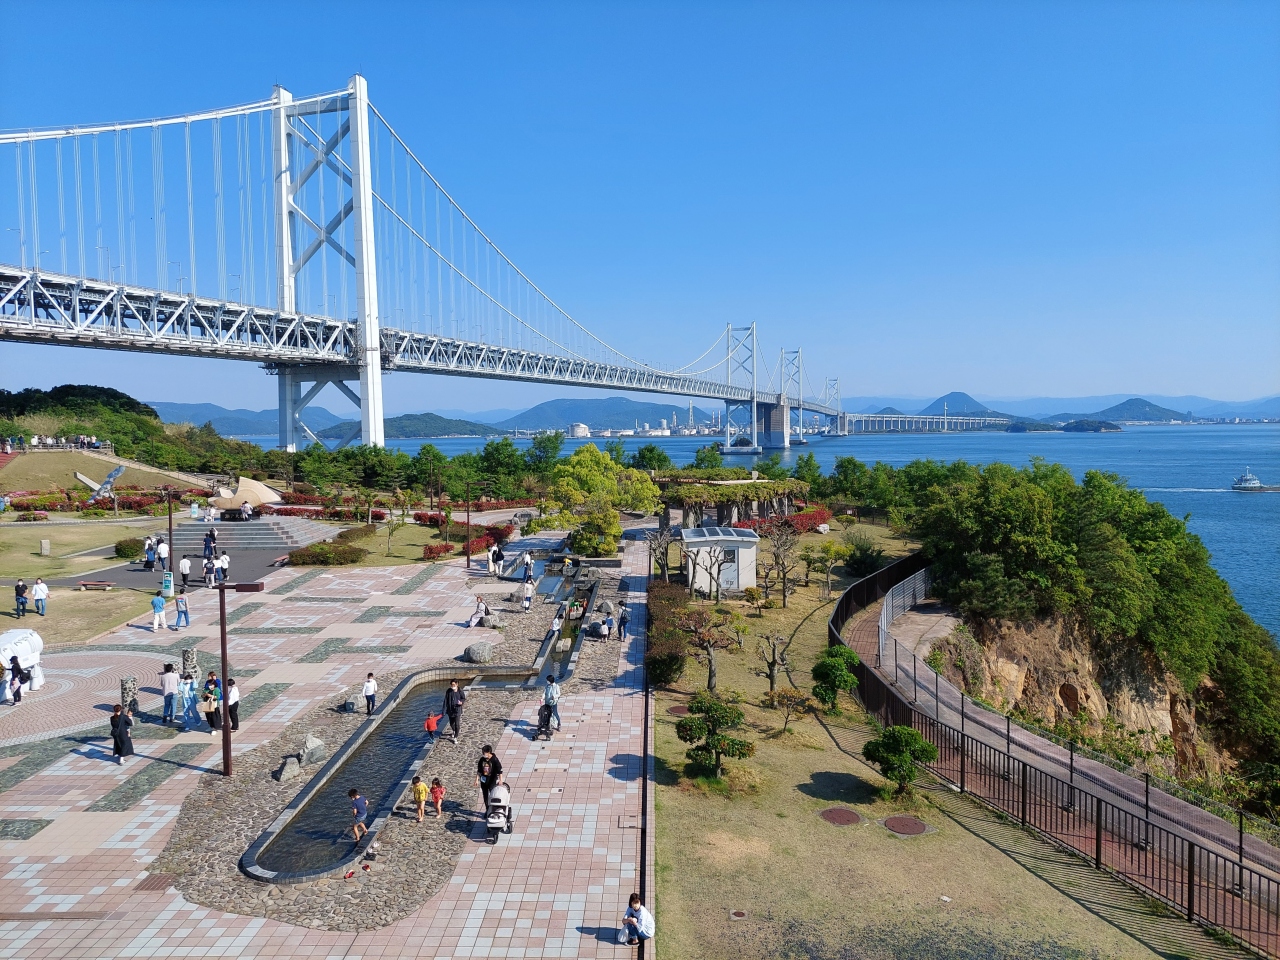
[863,725,939,796]
[645,636,688,686]
[811,645,860,709]
[334,524,377,543]
[17,511,48,522]
[287,544,368,566]
[422,543,455,561]
[462,534,495,555]
[115,538,144,559]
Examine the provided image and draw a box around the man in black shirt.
[474,745,503,811]
[443,679,466,744]
[13,579,27,618]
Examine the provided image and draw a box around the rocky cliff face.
[930,616,1219,775]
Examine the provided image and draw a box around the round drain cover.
[667,704,689,716]
[884,815,927,836]
[820,808,862,826]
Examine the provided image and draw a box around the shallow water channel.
[256,680,450,875]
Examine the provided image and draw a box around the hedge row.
[422,543,455,560]
[287,543,368,566]
[732,506,833,534]
[645,581,690,686]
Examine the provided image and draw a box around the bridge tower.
[271,75,385,451]
[822,377,844,434]
[782,349,805,447]
[722,324,759,454]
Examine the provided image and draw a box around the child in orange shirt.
[429,777,446,818]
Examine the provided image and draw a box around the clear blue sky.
[2,0,1277,417]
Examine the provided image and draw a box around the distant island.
[318,411,501,440]
[1061,419,1122,433]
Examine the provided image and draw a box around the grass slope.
[651,523,1233,960]
[0,451,181,493]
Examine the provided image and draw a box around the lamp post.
[462,477,493,570]
[217,581,265,776]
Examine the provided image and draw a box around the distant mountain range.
[146,401,347,436]
[151,388,1279,444]
[494,397,716,432]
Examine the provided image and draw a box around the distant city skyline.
[2,1,1277,410]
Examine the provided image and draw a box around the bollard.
[181,648,198,677]
[120,676,139,714]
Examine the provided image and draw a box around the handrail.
[828,556,1280,957]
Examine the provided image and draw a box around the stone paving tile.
[0,544,655,958]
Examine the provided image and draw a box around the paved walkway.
[0,537,654,958]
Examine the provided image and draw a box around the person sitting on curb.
[618,893,654,946]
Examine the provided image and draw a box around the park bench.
[77,581,114,591]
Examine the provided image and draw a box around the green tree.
[409,444,449,505]
[791,451,823,487]
[862,725,939,796]
[675,690,755,778]
[603,439,628,463]
[811,645,860,709]
[754,453,790,481]
[691,445,723,470]
[524,431,565,475]
[631,443,674,471]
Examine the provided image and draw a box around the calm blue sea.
[235,424,1280,636]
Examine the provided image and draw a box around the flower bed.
[16,512,48,522]
[262,505,324,517]
[733,506,832,534]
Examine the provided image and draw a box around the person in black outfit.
[443,679,466,744]
[474,745,503,811]
[13,580,27,618]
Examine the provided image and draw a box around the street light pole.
[465,477,472,569]
[166,486,174,567]
[217,581,265,776]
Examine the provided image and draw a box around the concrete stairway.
[167,516,339,555]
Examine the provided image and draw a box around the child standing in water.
[349,788,369,840]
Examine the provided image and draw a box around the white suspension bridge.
[0,76,848,452]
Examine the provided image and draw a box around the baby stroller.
[534,703,555,741]
[485,782,515,844]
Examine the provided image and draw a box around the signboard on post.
[162,572,174,598]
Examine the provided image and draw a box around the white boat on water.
[1232,468,1280,493]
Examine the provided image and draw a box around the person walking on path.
[362,673,378,715]
[619,604,630,641]
[443,680,466,744]
[203,556,216,589]
[618,893,655,946]
[174,589,190,629]
[349,789,369,841]
[8,655,27,704]
[474,745,503,811]
[429,777,446,818]
[156,538,169,572]
[150,592,167,632]
[179,673,200,729]
[603,612,616,640]
[109,705,134,765]
[543,674,562,731]
[202,531,214,559]
[219,551,230,583]
[423,711,443,743]
[144,541,156,571]
[226,679,240,731]
[159,664,179,723]
[485,542,498,575]
[13,579,27,618]
[30,578,47,617]
[521,578,534,613]
[411,775,429,823]
[179,555,191,589]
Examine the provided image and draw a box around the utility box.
[680,526,760,594]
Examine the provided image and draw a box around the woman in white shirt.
[362,673,378,715]
[226,679,241,731]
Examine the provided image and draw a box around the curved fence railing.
[829,556,1280,959]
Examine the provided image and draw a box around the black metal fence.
[829,558,1280,958]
